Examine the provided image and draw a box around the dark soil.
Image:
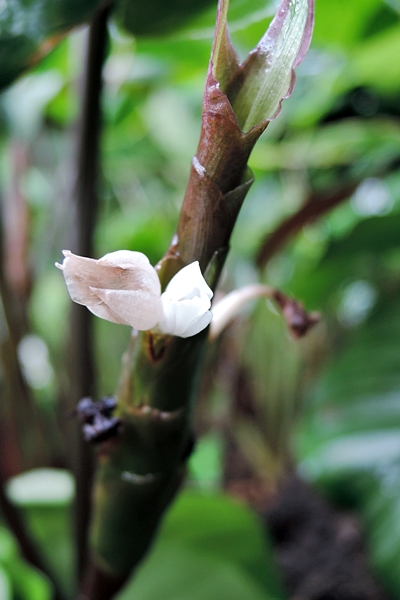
[223,441,391,600]
[263,477,391,600]
[220,367,392,600]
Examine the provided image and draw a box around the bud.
[212,0,315,132]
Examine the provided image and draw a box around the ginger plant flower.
[157,261,213,338]
[56,250,213,338]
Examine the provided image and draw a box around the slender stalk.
[0,150,50,474]
[68,4,111,582]
[256,156,400,268]
[3,141,31,303]
[210,283,319,340]
[255,182,358,268]
[0,157,63,600]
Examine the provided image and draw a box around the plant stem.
[81,2,315,596]
[68,3,110,582]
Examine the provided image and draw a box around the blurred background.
[1,0,400,598]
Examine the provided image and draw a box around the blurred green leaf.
[0,0,105,90]
[313,0,382,49]
[288,208,400,310]
[298,300,400,453]
[117,491,286,600]
[0,566,11,600]
[116,0,217,37]
[2,72,63,138]
[350,22,400,93]
[0,527,51,600]
[251,118,400,171]
[189,433,224,489]
[6,469,75,598]
[362,472,400,598]
[5,561,52,600]
[324,213,400,259]
[160,491,285,598]
[119,540,278,600]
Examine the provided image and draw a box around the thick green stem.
[166,71,265,276]
[83,76,263,598]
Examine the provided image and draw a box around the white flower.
[56,250,213,338]
[157,262,213,338]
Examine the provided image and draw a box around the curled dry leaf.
[272,290,320,338]
[210,284,319,340]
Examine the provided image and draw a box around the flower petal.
[57,251,103,306]
[98,250,161,295]
[156,262,213,337]
[164,261,213,302]
[158,294,212,337]
[99,250,151,269]
[93,288,162,330]
[180,310,213,338]
[86,299,131,325]
[156,295,177,336]
[58,249,161,298]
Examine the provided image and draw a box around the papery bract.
[56,250,162,330]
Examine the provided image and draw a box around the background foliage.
[1,0,400,598]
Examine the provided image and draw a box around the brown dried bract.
[273,290,320,338]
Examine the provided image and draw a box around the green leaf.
[6,469,75,598]
[117,491,286,599]
[0,0,104,90]
[312,0,381,49]
[0,567,11,600]
[118,540,279,600]
[0,527,51,600]
[155,491,286,599]
[5,562,52,600]
[116,0,217,37]
[350,22,400,93]
[362,474,400,599]
[189,433,224,489]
